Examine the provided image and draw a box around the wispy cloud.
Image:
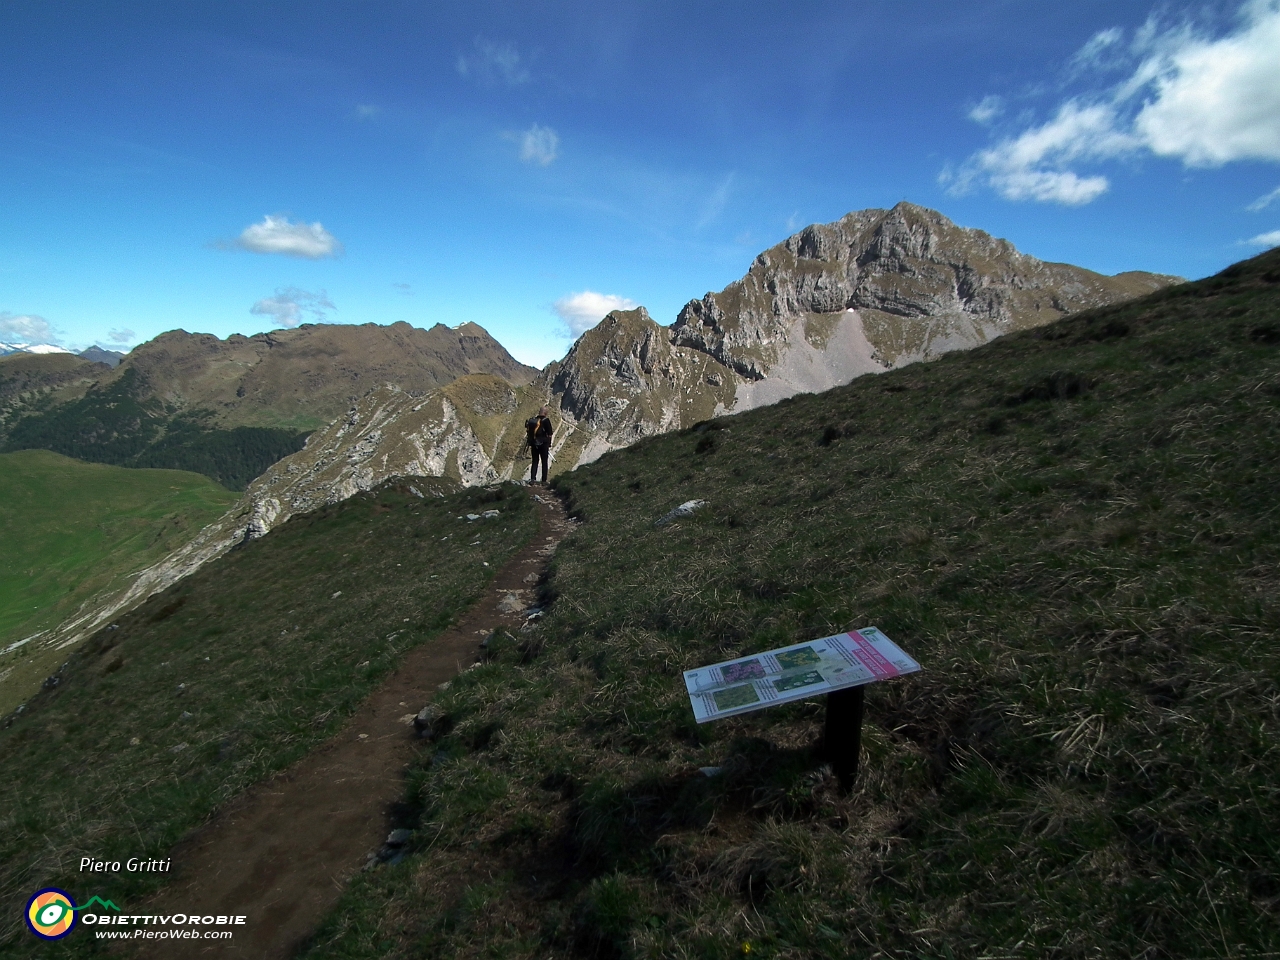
[1069,26,1126,73]
[1247,185,1280,210]
[0,312,58,344]
[355,104,381,120]
[968,95,1005,125]
[224,215,343,258]
[518,124,559,166]
[457,38,530,86]
[106,328,135,344]
[949,1,1280,205]
[697,173,735,228]
[552,291,637,336]
[393,282,412,296]
[250,288,335,328]
[1246,229,1280,247]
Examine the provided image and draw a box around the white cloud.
[355,104,381,120]
[552,291,637,336]
[106,328,135,344]
[519,124,559,166]
[457,38,530,86]
[231,215,343,259]
[1133,4,1280,166]
[1247,185,1280,210]
[968,95,1005,125]
[1246,229,1280,247]
[957,101,1132,204]
[0,312,58,344]
[250,288,335,328]
[953,1,1280,204]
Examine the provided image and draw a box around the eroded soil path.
[125,491,572,959]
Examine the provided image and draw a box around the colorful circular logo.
[26,888,77,940]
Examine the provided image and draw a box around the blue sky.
[2,0,1278,368]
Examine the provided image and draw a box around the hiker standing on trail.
[526,405,554,485]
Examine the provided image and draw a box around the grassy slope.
[300,252,1280,959]
[0,450,240,715]
[0,480,539,955]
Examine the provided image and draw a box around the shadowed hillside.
[0,480,538,956]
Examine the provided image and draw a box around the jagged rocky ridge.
[237,202,1173,504]
[42,202,1178,653]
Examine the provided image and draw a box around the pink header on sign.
[846,631,895,678]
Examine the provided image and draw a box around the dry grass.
[288,250,1280,959]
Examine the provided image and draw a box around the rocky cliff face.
[671,202,1177,388]
[46,203,1180,654]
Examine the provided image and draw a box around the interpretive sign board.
[683,626,920,723]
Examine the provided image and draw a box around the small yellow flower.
[741,942,753,956]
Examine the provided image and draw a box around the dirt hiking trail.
[124,491,572,959]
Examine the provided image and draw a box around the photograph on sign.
[683,627,920,723]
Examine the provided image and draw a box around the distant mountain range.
[0,342,124,365]
[0,321,537,489]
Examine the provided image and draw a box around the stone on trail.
[414,703,448,740]
[497,592,525,614]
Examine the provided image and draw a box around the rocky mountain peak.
[673,202,1178,380]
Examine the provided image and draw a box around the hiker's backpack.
[525,417,538,446]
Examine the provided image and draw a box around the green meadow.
[0,451,239,715]
[299,252,1280,959]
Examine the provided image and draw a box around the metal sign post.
[822,684,866,793]
[683,627,918,793]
